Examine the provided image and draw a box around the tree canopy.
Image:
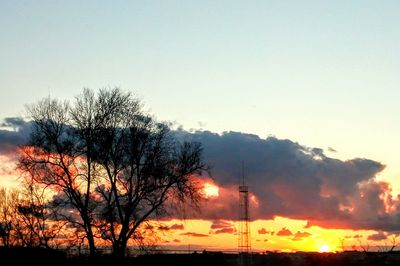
[16,88,206,256]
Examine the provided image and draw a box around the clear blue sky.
[1,1,400,186]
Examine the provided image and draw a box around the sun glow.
[319,245,330,253]
[202,182,219,198]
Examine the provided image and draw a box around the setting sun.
[319,245,330,253]
[202,182,219,198]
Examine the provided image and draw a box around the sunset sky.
[1,1,400,252]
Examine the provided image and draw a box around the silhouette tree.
[18,88,206,257]
[0,188,18,247]
[14,179,66,248]
[18,94,99,255]
[0,185,63,248]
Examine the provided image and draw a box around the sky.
[1,1,400,252]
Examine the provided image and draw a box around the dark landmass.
[1,248,400,266]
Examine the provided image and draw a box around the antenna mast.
[238,161,251,266]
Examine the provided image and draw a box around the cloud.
[327,147,337,153]
[345,234,363,239]
[211,227,236,234]
[2,120,399,233]
[276,227,293,236]
[0,117,31,155]
[175,130,400,232]
[170,224,184,230]
[1,117,26,128]
[367,232,387,241]
[210,220,233,229]
[258,228,274,235]
[209,220,236,234]
[158,225,170,231]
[159,223,185,231]
[180,232,209,237]
[258,228,267,235]
[292,231,311,241]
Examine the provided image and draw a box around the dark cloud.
[210,220,233,229]
[367,232,387,241]
[175,130,400,232]
[170,224,184,230]
[210,227,236,234]
[209,220,236,234]
[159,224,184,231]
[345,234,363,239]
[2,121,399,233]
[0,117,31,154]
[1,117,27,128]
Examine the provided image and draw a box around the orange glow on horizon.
[149,217,380,253]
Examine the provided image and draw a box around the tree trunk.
[86,227,96,256]
[112,238,127,257]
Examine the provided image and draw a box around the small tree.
[14,180,66,248]
[0,185,63,248]
[357,238,370,253]
[19,88,206,257]
[0,188,18,247]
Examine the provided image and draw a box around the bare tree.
[0,188,18,247]
[378,234,398,253]
[0,184,63,248]
[18,94,100,255]
[18,88,206,257]
[387,235,397,252]
[357,238,370,253]
[14,179,66,248]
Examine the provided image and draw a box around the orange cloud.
[292,231,311,241]
[258,228,274,235]
[211,227,235,234]
[258,228,267,234]
[277,227,293,236]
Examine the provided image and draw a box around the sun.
[202,182,219,198]
[319,245,330,253]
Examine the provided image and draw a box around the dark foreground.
[2,248,400,266]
